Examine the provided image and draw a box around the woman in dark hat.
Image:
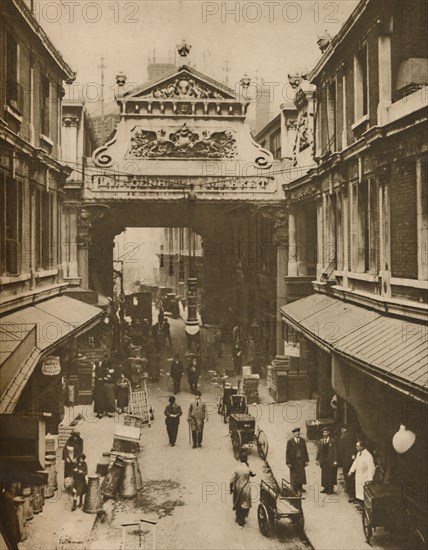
[164,396,182,446]
[230,450,256,526]
[116,372,131,413]
[71,453,88,511]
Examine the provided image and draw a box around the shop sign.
[42,356,61,376]
[283,342,300,357]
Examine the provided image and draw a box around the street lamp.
[185,185,200,349]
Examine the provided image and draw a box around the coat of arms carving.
[128,123,237,159]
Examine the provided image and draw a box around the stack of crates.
[243,374,260,404]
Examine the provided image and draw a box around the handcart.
[218,379,247,423]
[362,482,409,545]
[258,478,304,537]
[229,413,268,460]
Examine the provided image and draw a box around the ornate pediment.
[125,66,236,101]
[127,123,237,159]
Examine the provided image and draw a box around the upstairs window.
[5,33,23,114]
[326,80,337,152]
[34,187,53,269]
[354,44,368,121]
[269,130,281,159]
[0,175,23,275]
[41,75,51,136]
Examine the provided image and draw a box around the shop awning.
[280,295,428,397]
[0,296,103,413]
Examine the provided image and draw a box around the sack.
[64,476,73,489]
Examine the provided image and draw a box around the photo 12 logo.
[33,1,140,25]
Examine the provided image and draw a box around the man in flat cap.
[286,427,309,494]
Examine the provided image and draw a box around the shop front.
[0,295,103,483]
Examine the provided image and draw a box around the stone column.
[376,164,392,297]
[376,19,392,125]
[288,209,297,276]
[296,209,307,276]
[273,213,288,355]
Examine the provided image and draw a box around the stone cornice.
[9,0,75,80]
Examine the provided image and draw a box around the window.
[5,32,22,114]
[356,180,377,273]
[354,44,368,121]
[34,187,53,269]
[269,130,281,159]
[0,175,22,275]
[327,80,337,152]
[41,76,51,136]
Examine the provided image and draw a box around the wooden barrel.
[21,485,33,521]
[120,457,137,498]
[133,457,143,492]
[31,471,48,513]
[45,453,58,489]
[43,456,56,499]
[83,474,103,514]
[13,496,27,541]
[101,457,125,499]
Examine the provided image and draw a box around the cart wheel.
[257,430,269,460]
[231,431,242,460]
[257,504,272,537]
[362,510,372,543]
[217,398,223,415]
[408,529,426,550]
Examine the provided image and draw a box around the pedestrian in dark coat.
[338,425,356,501]
[186,358,199,394]
[164,396,182,446]
[162,319,172,347]
[116,372,131,413]
[233,345,242,375]
[93,362,106,418]
[103,370,116,416]
[170,354,184,394]
[286,427,309,493]
[0,483,20,550]
[71,454,88,511]
[187,391,207,448]
[316,428,338,494]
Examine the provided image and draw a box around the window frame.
[354,42,369,123]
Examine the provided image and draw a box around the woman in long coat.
[63,431,83,482]
[103,370,116,417]
[93,362,106,418]
[71,454,88,511]
[230,450,256,526]
[116,372,131,413]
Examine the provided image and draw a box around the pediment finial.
[177,39,192,58]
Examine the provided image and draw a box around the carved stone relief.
[144,77,227,100]
[127,123,237,159]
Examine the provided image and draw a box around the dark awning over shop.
[0,296,103,413]
[280,294,428,399]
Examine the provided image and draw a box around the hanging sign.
[42,356,61,376]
